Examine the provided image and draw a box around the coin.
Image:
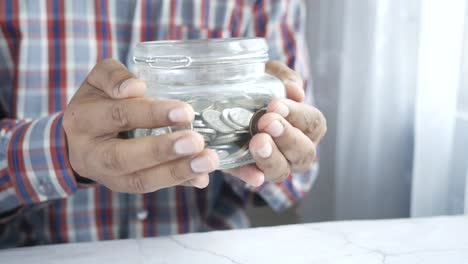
[168,94,274,169]
[219,151,255,169]
[202,110,235,133]
[193,119,205,127]
[234,130,250,134]
[210,144,233,150]
[229,144,250,158]
[221,109,245,130]
[133,128,149,138]
[201,135,212,142]
[194,127,216,135]
[234,94,271,110]
[170,123,194,132]
[228,107,253,128]
[216,150,230,159]
[189,99,213,114]
[194,128,217,141]
[249,108,267,136]
[149,127,172,136]
[211,133,243,145]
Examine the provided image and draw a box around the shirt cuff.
[8,112,78,205]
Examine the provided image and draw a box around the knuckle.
[305,110,327,140]
[168,164,185,183]
[150,139,164,162]
[111,102,130,129]
[272,168,291,183]
[87,59,132,92]
[303,114,317,138]
[88,60,118,85]
[102,144,123,172]
[147,100,160,123]
[278,67,290,78]
[128,171,149,193]
[293,147,316,167]
[108,67,133,88]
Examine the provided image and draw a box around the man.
[0,0,326,248]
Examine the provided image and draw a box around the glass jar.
[132,38,285,169]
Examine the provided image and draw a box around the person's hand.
[226,61,327,186]
[63,59,219,192]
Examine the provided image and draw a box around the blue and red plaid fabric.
[0,0,316,248]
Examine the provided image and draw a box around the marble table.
[1,216,467,264]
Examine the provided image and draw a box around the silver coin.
[133,128,150,138]
[233,96,266,110]
[216,150,230,159]
[221,109,245,130]
[234,130,250,134]
[211,133,242,145]
[202,134,212,143]
[219,151,255,170]
[194,127,217,135]
[249,108,267,136]
[201,110,235,133]
[192,119,205,127]
[170,123,193,132]
[190,99,213,114]
[229,144,250,158]
[209,144,234,150]
[149,127,172,136]
[228,107,253,128]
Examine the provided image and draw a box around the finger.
[116,149,219,193]
[266,60,304,102]
[94,130,205,175]
[256,112,317,173]
[182,174,210,189]
[225,165,265,187]
[73,97,194,134]
[267,98,327,143]
[86,59,146,99]
[249,133,290,183]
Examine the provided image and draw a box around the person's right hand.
[63,59,219,193]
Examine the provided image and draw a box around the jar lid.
[133,38,269,69]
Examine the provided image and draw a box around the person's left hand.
[225,61,327,186]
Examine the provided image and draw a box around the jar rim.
[133,37,269,69]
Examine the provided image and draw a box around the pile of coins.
[133,94,271,169]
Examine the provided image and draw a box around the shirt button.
[137,209,148,221]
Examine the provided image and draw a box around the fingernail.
[169,107,192,122]
[174,137,199,155]
[118,78,133,92]
[265,120,284,137]
[191,156,214,173]
[274,103,289,117]
[117,78,146,97]
[256,142,272,159]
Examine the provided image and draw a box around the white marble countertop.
[1,216,467,264]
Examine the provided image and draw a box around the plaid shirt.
[0,0,316,248]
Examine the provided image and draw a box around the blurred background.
[248,0,468,225]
